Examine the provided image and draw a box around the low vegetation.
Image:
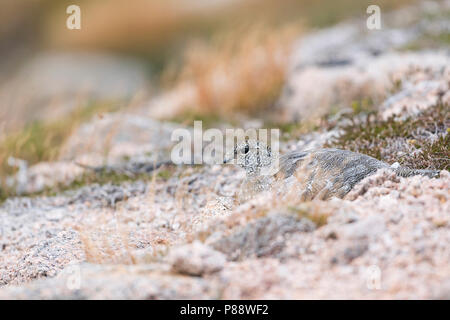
[0,100,122,178]
[163,23,300,119]
[326,103,449,170]
[288,204,330,227]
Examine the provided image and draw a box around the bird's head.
[225,139,274,176]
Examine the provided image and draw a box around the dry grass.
[288,203,330,227]
[196,184,334,243]
[0,100,121,177]
[75,224,137,265]
[162,23,301,118]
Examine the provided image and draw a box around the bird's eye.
[244,145,249,154]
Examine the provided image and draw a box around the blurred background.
[0,0,428,179]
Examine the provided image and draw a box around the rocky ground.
[0,1,449,299]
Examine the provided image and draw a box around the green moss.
[351,98,375,115]
[400,32,450,51]
[157,169,174,180]
[305,0,414,28]
[267,121,302,136]
[170,110,229,129]
[264,119,322,142]
[326,103,449,170]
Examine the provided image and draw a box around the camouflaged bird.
[229,140,440,201]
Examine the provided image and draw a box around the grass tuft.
[288,204,329,227]
[163,23,300,119]
[0,101,122,176]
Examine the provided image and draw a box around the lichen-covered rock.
[278,52,449,123]
[345,169,400,200]
[59,114,184,165]
[6,161,85,195]
[169,241,226,276]
[379,66,449,120]
[0,264,222,300]
[276,0,450,123]
[210,214,315,261]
